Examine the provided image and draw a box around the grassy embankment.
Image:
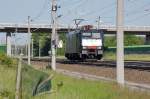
[0,54,150,99]
[104,52,150,61]
[0,54,48,99]
[57,53,150,61]
[33,71,150,99]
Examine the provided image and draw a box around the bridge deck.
[0,23,150,35]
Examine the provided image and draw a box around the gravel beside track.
[30,60,150,86]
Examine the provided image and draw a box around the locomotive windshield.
[82,32,101,39]
[81,32,102,46]
[82,33,92,37]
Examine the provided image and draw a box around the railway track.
[25,57,150,71]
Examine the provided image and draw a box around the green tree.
[104,35,145,47]
[32,33,51,56]
[32,32,66,56]
[104,36,116,47]
[124,35,144,46]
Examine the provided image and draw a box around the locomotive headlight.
[97,46,101,49]
[82,46,87,49]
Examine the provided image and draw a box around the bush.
[0,54,16,67]
[0,89,14,99]
[124,35,145,46]
[104,36,116,47]
[104,35,145,47]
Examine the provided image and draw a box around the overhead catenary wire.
[125,0,150,24]
[25,0,150,26]
[31,0,49,22]
[59,0,82,7]
[63,0,89,16]
[78,1,116,25]
[62,1,117,25]
[126,12,150,23]
[57,0,90,25]
[125,1,150,17]
[79,1,116,18]
[127,0,141,3]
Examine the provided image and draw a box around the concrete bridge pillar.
[6,32,12,56]
[145,34,150,45]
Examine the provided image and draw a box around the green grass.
[0,61,48,99]
[0,67,16,98]
[21,65,49,98]
[104,52,150,61]
[0,58,150,99]
[33,71,150,99]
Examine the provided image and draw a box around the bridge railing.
[0,23,52,29]
[0,23,150,31]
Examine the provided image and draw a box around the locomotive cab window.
[92,33,101,39]
[82,33,92,37]
[82,32,101,39]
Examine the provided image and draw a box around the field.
[0,56,150,99]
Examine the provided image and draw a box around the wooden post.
[15,53,23,99]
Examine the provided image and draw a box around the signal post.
[51,0,57,70]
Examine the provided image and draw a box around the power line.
[78,2,116,25]
[127,0,141,3]
[125,0,150,23]
[65,1,116,25]
[73,0,89,11]
[64,0,89,16]
[60,0,82,6]
[32,0,49,21]
[56,0,117,26]
[126,12,150,23]
[58,0,150,26]
[125,1,150,17]
[57,0,89,25]
[78,1,116,18]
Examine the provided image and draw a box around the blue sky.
[0,0,150,44]
[0,0,150,26]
